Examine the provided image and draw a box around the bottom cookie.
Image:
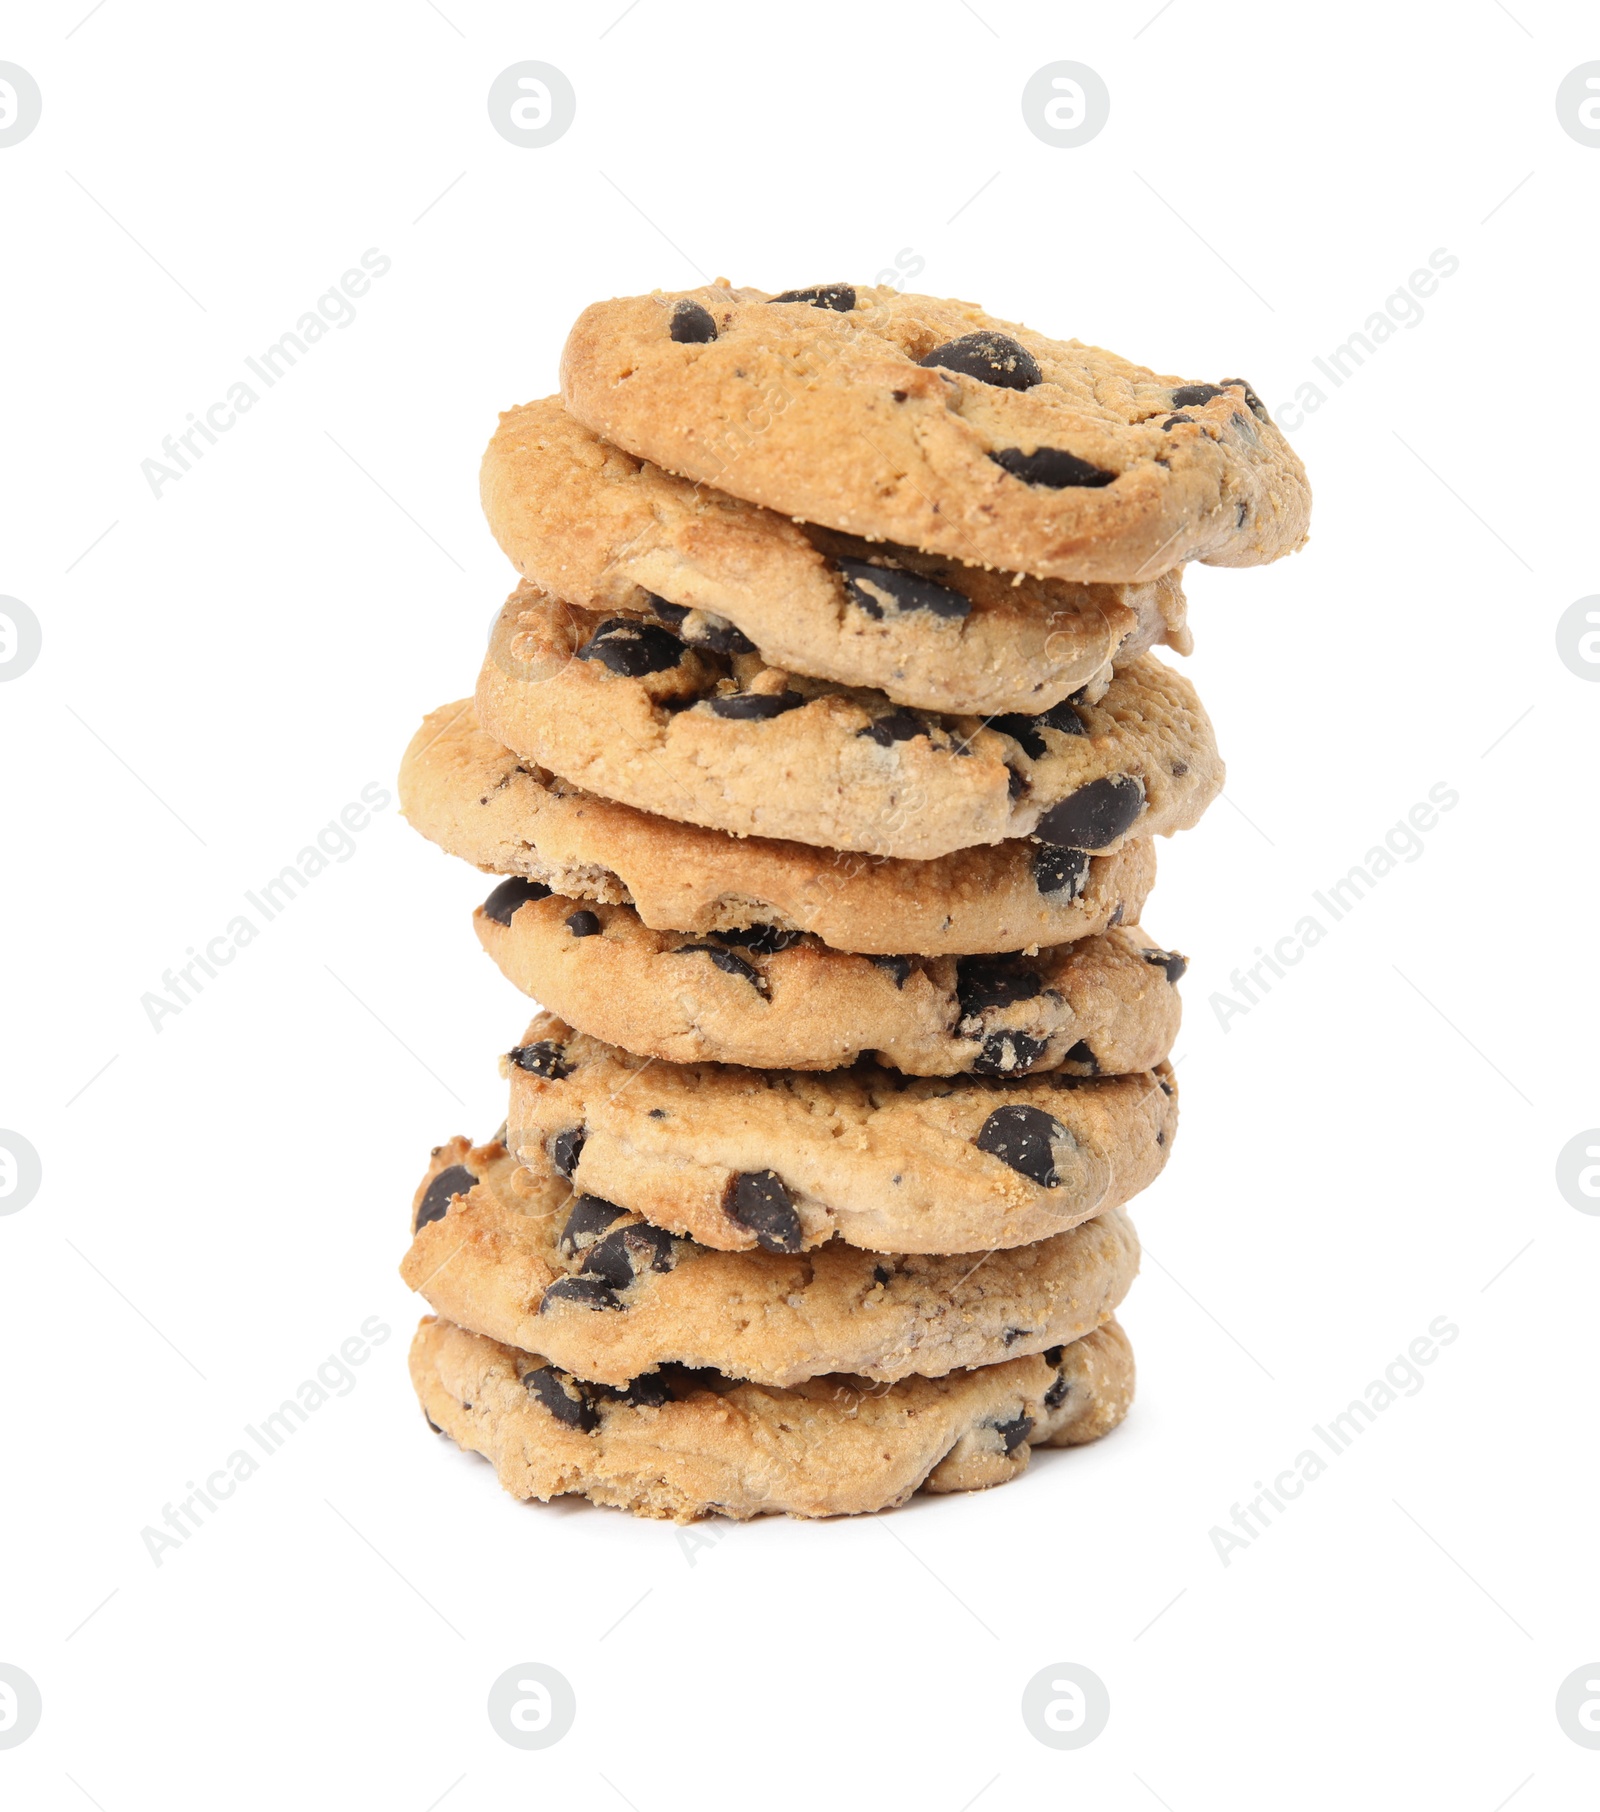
[410,1313,1134,1522]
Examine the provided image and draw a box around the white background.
[3,2,1597,1806]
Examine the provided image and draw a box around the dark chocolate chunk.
[1062,1039,1099,1074]
[566,910,602,937]
[957,957,1043,1016]
[1033,775,1145,850]
[709,691,805,720]
[699,619,756,655]
[990,446,1116,488]
[1007,764,1029,801]
[990,695,1087,760]
[725,1170,803,1252]
[1221,377,1270,422]
[1161,413,1194,430]
[836,556,971,622]
[1158,1075,1175,1097]
[860,711,927,747]
[1156,1129,1166,1145]
[716,924,802,955]
[582,1221,675,1288]
[424,1410,443,1433]
[647,595,688,626]
[593,1373,673,1409]
[509,1037,571,1078]
[1032,843,1090,899]
[769,283,856,311]
[558,1195,630,1255]
[919,331,1042,391]
[1043,1372,1071,1410]
[550,1126,586,1178]
[670,300,717,343]
[1142,946,1188,984]
[481,877,551,926]
[576,616,686,678]
[676,943,763,989]
[538,1275,622,1314]
[1171,383,1224,408]
[415,1163,476,1231]
[973,1030,1049,1076]
[523,1366,600,1428]
[873,1264,892,1286]
[994,1413,1035,1454]
[1171,760,1188,777]
[870,955,914,987]
[974,1104,1066,1188]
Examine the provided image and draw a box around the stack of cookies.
[397,281,1309,1521]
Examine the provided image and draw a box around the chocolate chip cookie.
[560,283,1311,581]
[475,881,1184,1076]
[400,701,1158,955]
[412,1312,1134,1520]
[477,583,1221,860]
[480,396,1191,715]
[404,1136,1139,1387]
[503,1014,1176,1254]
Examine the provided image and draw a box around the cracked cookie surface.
[560,282,1310,581]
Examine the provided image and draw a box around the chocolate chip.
[699,619,756,655]
[957,957,1043,1017]
[994,1413,1035,1454]
[836,557,971,622]
[424,1410,443,1433]
[1158,1075,1175,1097]
[1063,1039,1099,1074]
[566,910,601,937]
[769,283,856,311]
[1143,947,1188,984]
[582,1222,675,1288]
[1161,413,1194,430]
[1171,760,1189,776]
[1221,377,1270,422]
[860,711,927,747]
[1032,843,1089,900]
[1236,501,1248,526]
[558,1195,630,1256]
[670,300,717,343]
[414,1163,477,1232]
[873,1264,892,1286]
[648,1107,667,1119]
[990,696,1086,760]
[1156,1130,1166,1145]
[1007,765,1029,801]
[1033,775,1145,850]
[1107,903,1125,927]
[551,1126,586,1178]
[508,1039,570,1079]
[725,1170,803,1252]
[919,331,1042,391]
[481,877,551,926]
[870,955,913,987]
[990,446,1116,488]
[1171,383,1225,408]
[716,924,802,955]
[1043,1372,1071,1410]
[974,1104,1067,1188]
[523,1366,600,1428]
[593,1374,673,1409]
[891,388,908,402]
[974,1031,1048,1076]
[538,1276,622,1314]
[576,617,686,678]
[676,944,763,989]
[709,691,804,720]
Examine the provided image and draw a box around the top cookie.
[480,396,1189,716]
[560,283,1311,582]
